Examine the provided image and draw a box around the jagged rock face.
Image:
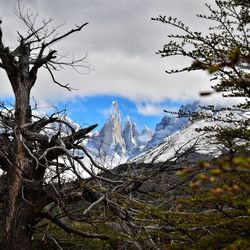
[126,125,153,159]
[132,122,139,140]
[145,115,184,149]
[88,101,126,156]
[87,101,199,159]
[123,116,137,153]
[179,101,199,116]
[87,102,153,158]
[132,109,249,164]
[110,101,125,147]
[145,102,199,149]
[137,125,153,146]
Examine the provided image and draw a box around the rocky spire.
[123,116,137,153]
[89,100,126,156]
[137,125,153,146]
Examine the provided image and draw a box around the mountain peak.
[112,100,119,110]
[87,100,125,157]
[110,100,120,119]
[125,115,132,124]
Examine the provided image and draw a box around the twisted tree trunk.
[0,9,92,249]
[2,70,40,249]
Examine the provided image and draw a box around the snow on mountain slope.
[87,101,153,162]
[137,125,153,146]
[145,102,199,150]
[132,119,219,164]
[132,109,249,164]
[145,115,184,149]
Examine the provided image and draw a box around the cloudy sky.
[0,0,216,130]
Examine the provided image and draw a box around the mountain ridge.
[86,101,200,161]
[86,101,153,160]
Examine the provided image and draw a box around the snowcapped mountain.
[132,119,219,164]
[137,125,153,146]
[28,101,248,169]
[86,101,202,163]
[132,109,249,164]
[8,100,244,170]
[86,101,152,160]
[122,117,153,156]
[145,102,199,150]
[123,116,138,154]
[39,100,212,166]
[87,101,126,157]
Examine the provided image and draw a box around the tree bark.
[2,205,34,250]
[0,13,92,249]
[2,73,38,249]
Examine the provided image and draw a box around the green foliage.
[153,0,250,249]
[15,1,250,249]
[33,220,123,249]
[153,0,250,100]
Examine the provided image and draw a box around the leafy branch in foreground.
[150,0,250,249]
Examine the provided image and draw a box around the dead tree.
[0,4,210,250]
[0,5,158,249]
[0,3,116,249]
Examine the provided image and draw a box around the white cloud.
[199,93,247,108]
[27,50,212,105]
[0,0,216,106]
[137,103,165,116]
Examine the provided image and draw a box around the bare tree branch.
[40,212,110,240]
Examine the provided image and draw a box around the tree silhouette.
[0,3,116,249]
